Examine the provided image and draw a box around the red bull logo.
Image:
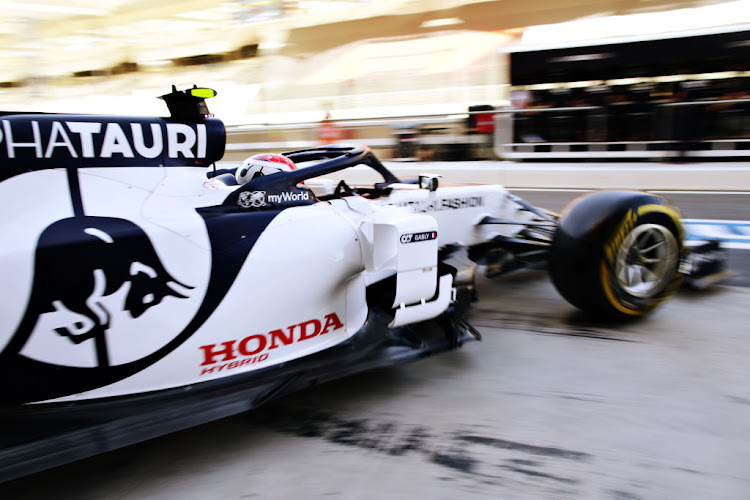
[13,216,193,368]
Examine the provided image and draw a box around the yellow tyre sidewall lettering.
[604,208,637,266]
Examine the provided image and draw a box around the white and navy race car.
[0,87,724,481]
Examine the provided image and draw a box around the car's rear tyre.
[549,191,684,320]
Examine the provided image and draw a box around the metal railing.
[495,98,750,160]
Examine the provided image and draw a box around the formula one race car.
[0,87,725,481]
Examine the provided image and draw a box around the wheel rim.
[614,224,678,298]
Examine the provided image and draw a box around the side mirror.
[419,174,441,192]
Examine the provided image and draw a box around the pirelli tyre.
[549,191,685,320]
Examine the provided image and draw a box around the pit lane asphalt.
[1,272,748,499]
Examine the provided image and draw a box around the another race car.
[0,87,725,481]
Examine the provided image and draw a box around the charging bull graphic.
[0,211,201,404]
[17,216,193,367]
[0,207,281,405]
[0,110,285,405]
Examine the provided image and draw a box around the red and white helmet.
[236,153,296,184]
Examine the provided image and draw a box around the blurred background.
[1,0,749,161]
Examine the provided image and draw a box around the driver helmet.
[236,153,296,184]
